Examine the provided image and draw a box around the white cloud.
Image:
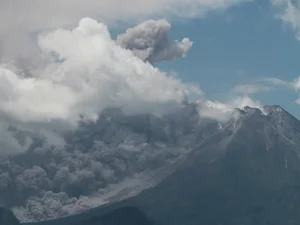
[271,0,300,40]
[270,1,300,103]
[263,76,300,104]
[263,77,293,87]
[196,83,269,122]
[198,95,265,122]
[231,84,270,95]
[116,19,193,63]
[291,77,300,103]
[0,17,202,154]
[292,76,300,91]
[0,0,251,32]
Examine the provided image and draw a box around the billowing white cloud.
[196,82,269,122]
[116,19,193,63]
[0,17,201,154]
[199,95,265,122]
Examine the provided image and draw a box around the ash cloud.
[0,18,203,221]
[0,0,259,221]
[0,106,209,222]
[0,0,250,64]
[116,19,193,63]
[0,17,201,155]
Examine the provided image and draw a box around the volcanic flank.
[19,105,300,225]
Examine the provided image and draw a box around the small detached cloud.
[198,95,265,122]
[292,76,300,91]
[263,77,293,87]
[292,77,300,103]
[231,84,271,95]
[271,0,300,40]
[116,19,193,63]
[263,76,300,104]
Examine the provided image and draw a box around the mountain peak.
[230,106,265,123]
[243,106,265,115]
[263,104,299,124]
[263,105,284,114]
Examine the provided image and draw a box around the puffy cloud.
[199,95,265,122]
[271,0,300,40]
[116,19,193,63]
[16,166,51,191]
[0,17,201,154]
[197,82,268,122]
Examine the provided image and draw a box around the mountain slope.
[71,207,158,225]
[27,105,300,225]
[0,207,20,225]
[3,104,222,222]
[124,106,300,225]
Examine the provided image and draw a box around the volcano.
[15,105,300,225]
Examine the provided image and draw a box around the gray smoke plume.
[116,19,193,63]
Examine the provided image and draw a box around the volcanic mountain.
[11,105,299,225]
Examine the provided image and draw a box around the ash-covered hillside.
[1,103,221,222]
[26,105,300,225]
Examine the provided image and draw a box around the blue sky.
[142,0,300,117]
